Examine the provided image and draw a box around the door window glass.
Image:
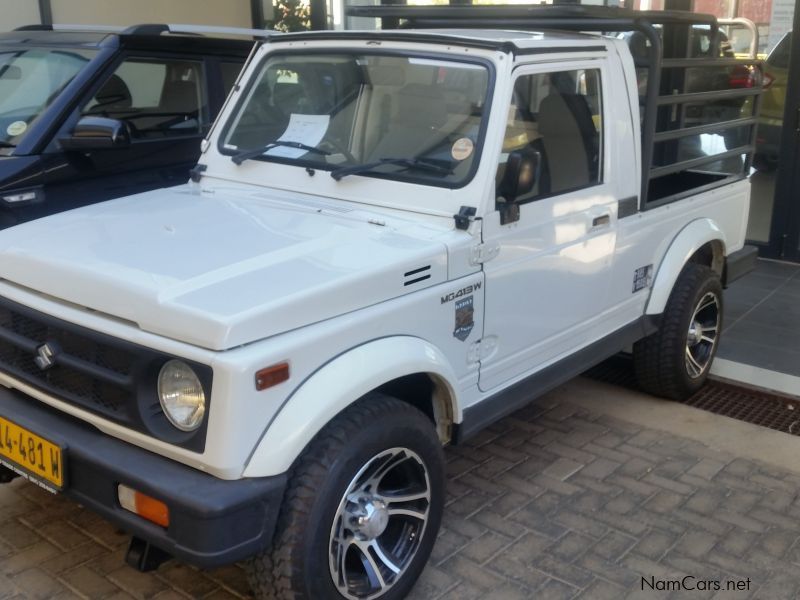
[83,58,206,139]
[496,68,602,203]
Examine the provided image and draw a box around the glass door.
[763,2,800,261]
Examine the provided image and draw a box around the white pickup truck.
[0,6,760,599]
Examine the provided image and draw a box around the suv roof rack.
[346,4,762,208]
[14,23,270,39]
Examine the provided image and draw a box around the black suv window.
[83,58,206,139]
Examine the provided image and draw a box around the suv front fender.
[646,218,727,315]
[242,336,461,478]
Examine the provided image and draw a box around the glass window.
[0,48,95,147]
[496,69,602,203]
[221,53,491,187]
[83,58,206,139]
[220,61,244,96]
[768,32,792,70]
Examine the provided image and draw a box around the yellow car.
[754,32,791,170]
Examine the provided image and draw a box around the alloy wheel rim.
[329,447,431,599]
[685,291,721,379]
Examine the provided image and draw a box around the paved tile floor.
[3,382,800,599]
[720,258,800,377]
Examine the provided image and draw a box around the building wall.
[0,0,44,29]
[49,0,252,27]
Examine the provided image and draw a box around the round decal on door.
[451,137,474,161]
[6,121,27,137]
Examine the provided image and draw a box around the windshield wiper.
[330,157,454,181]
[0,141,15,149]
[231,141,330,165]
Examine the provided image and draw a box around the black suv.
[0,24,257,227]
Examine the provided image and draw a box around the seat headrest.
[395,84,448,130]
[160,80,199,113]
[537,93,592,139]
[93,74,132,111]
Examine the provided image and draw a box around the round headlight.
[158,360,206,432]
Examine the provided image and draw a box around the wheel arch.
[646,218,727,316]
[242,336,461,478]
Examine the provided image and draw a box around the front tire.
[634,263,723,400]
[247,394,445,600]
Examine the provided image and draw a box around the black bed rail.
[346,4,763,210]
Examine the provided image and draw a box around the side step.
[126,537,172,572]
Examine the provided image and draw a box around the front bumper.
[0,386,286,568]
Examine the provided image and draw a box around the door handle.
[591,214,611,228]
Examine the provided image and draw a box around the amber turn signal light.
[255,362,290,391]
[118,484,170,528]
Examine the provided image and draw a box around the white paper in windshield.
[266,114,330,159]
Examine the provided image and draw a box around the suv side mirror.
[497,148,540,224]
[60,116,131,151]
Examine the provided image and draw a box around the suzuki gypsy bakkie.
[0,6,761,600]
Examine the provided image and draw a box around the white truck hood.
[0,186,449,350]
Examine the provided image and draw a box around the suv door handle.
[591,214,611,228]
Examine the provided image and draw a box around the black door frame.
[763,0,800,261]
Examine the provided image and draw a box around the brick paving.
[2,384,800,599]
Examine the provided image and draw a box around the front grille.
[0,303,135,419]
[0,296,211,452]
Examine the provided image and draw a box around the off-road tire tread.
[246,394,435,600]
[634,263,721,400]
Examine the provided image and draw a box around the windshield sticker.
[451,137,474,161]
[266,114,330,159]
[453,295,475,341]
[6,121,26,137]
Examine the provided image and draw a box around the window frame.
[497,61,607,208]
[77,52,210,143]
[215,48,497,191]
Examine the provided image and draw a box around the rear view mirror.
[499,148,540,201]
[0,65,22,80]
[497,148,541,224]
[59,116,131,151]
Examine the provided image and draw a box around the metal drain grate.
[585,356,800,436]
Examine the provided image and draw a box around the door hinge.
[470,242,500,265]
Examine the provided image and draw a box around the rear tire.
[246,394,445,600]
[634,263,723,400]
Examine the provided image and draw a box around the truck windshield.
[0,48,95,147]
[221,52,491,187]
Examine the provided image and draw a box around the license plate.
[0,416,64,489]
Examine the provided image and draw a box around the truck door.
[41,54,210,215]
[479,62,619,392]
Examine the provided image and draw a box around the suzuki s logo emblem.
[34,343,56,370]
